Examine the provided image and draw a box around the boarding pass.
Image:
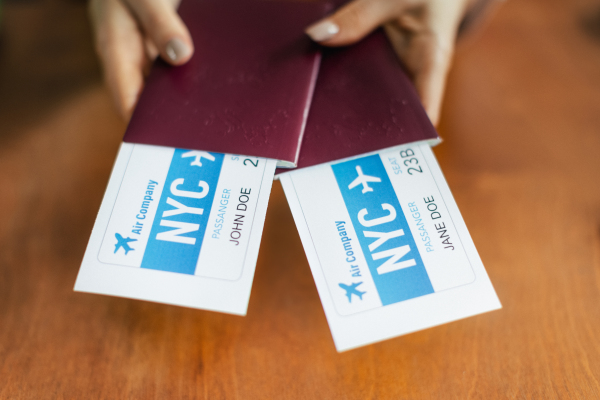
[75,143,276,315]
[280,143,501,351]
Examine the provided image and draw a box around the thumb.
[305,0,404,46]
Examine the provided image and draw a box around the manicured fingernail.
[305,20,340,42]
[165,38,191,63]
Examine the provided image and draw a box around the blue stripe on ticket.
[141,150,224,274]
[331,154,434,305]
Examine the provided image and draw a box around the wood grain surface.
[1,0,600,398]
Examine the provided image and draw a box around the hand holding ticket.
[280,143,500,351]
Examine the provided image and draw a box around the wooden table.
[1,0,599,398]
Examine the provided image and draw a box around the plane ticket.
[280,143,501,351]
[75,143,277,315]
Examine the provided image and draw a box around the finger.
[123,0,193,65]
[91,0,149,119]
[416,4,462,125]
[306,0,409,46]
[411,35,452,126]
[386,2,464,125]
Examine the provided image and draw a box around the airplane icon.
[114,233,137,255]
[348,166,381,193]
[181,150,215,167]
[339,282,366,303]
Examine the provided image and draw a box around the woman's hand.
[306,0,474,125]
[89,0,194,119]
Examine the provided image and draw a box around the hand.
[305,0,475,126]
[89,0,194,119]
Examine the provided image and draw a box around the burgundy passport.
[288,29,439,171]
[124,0,331,167]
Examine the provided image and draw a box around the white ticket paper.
[75,143,277,315]
[280,143,501,351]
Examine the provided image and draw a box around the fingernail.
[305,20,340,42]
[165,38,191,63]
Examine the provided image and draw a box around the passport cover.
[278,29,440,173]
[123,0,331,167]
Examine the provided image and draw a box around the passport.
[124,0,331,167]
[289,29,440,171]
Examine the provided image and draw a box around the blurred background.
[1,0,600,398]
[0,0,103,131]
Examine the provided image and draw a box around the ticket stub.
[75,143,277,315]
[280,143,500,351]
